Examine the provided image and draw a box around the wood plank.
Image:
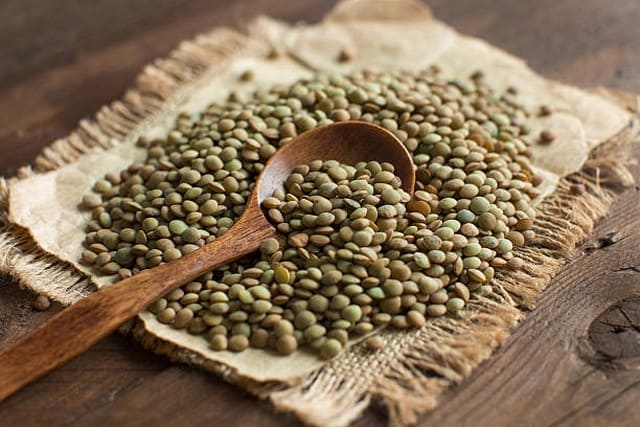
[0,1,638,426]
[429,0,640,92]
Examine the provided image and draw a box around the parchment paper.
[7,0,633,383]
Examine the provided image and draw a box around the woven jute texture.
[0,1,638,425]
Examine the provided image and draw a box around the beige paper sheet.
[7,0,632,383]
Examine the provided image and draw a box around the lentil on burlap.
[79,68,540,358]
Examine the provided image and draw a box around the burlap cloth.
[0,0,637,425]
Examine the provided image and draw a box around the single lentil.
[33,295,51,312]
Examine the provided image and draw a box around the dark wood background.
[1,1,639,426]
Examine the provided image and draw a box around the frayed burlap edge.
[0,15,638,427]
[0,180,94,302]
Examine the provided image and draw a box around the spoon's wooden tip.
[255,121,416,204]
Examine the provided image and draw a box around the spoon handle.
[0,211,274,403]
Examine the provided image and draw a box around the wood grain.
[0,0,638,426]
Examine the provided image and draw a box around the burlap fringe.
[0,178,8,227]
[0,14,637,427]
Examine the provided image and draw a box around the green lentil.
[446,298,466,313]
[342,305,363,323]
[260,238,280,255]
[365,336,385,351]
[210,334,228,351]
[228,335,249,352]
[320,338,342,359]
[276,335,298,355]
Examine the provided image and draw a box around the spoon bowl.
[256,121,415,203]
[0,121,415,402]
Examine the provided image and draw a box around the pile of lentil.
[80,67,541,358]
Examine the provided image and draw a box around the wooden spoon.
[0,121,415,402]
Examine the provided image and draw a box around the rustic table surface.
[1,1,639,426]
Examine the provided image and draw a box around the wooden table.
[1,1,639,425]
